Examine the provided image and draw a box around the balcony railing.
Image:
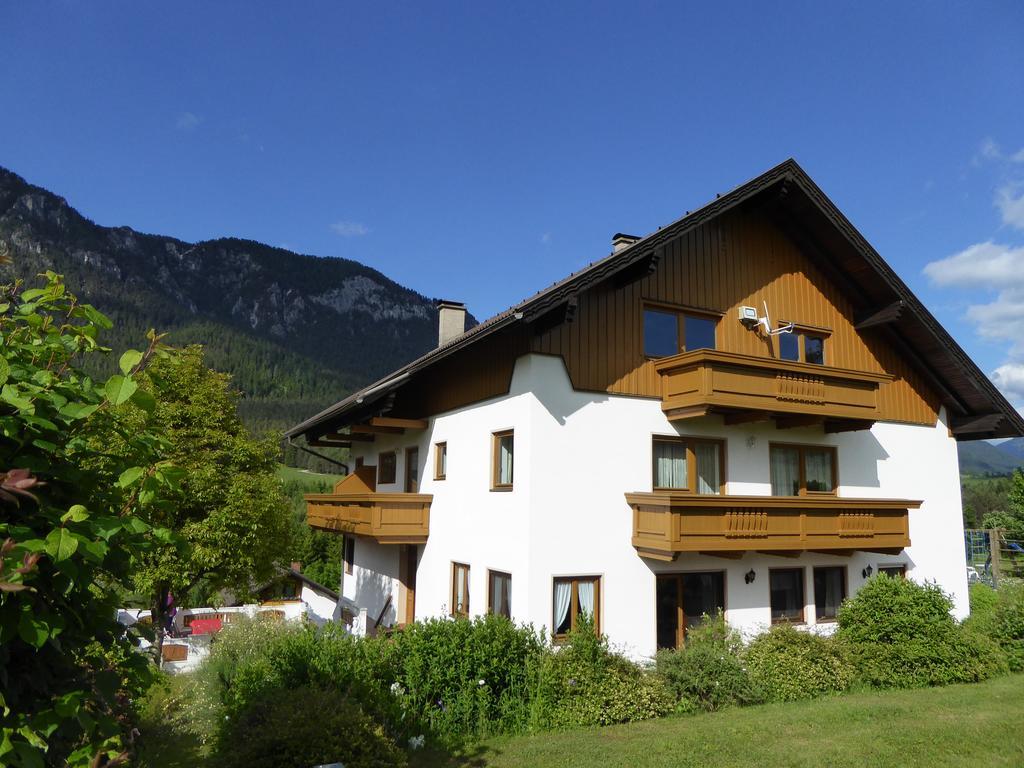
[306,466,431,545]
[625,492,919,561]
[655,350,893,429]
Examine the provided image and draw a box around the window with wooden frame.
[451,562,470,617]
[778,327,829,365]
[770,567,805,624]
[378,451,397,485]
[643,305,719,358]
[343,537,355,575]
[652,436,725,494]
[552,576,601,641]
[491,430,514,490]
[354,456,364,469]
[434,442,447,480]
[488,570,512,618]
[656,571,725,649]
[813,566,847,622]
[878,564,906,578]
[769,444,837,496]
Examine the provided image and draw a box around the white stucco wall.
[347,353,968,658]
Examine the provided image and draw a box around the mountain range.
[958,438,1024,476]
[0,165,471,465]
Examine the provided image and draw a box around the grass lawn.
[434,675,1024,768]
[276,462,344,489]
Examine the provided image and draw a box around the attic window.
[779,328,827,365]
[643,306,718,358]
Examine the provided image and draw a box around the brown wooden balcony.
[655,350,893,431]
[625,492,919,561]
[306,466,430,545]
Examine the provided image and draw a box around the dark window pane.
[879,565,906,578]
[682,571,725,631]
[804,335,825,365]
[814,567,846,621]
[779,332,799,361]
[656,576,680,649]
[644,309,679,357]
[804,449,834,493]
[770,569,805,623]
[490,572,511,618]
[684,314,716,351]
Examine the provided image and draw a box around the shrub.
[216,686,407,768]
[655,613,762,712]
[969,581,1024,672]
[536,619,673,729]
[745,624,853,702]
[838,576,1006,688]
[388,614,546,744]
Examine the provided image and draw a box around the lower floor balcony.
[625,492,919,561]
[305,466,431,545]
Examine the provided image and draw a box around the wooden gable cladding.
[530,209,941,426]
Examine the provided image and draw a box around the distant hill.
[959,438,1024,476]
[0,165,472,464]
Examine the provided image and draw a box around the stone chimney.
[612,233,641,253]
[437,300,466,347]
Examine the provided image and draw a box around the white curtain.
[455,568,467,613]
[655,442,687,489]
[500,437,514,484]
[553,581,571,633]
[695,443,720,494]
[493,574,510,617]
[576,580,595,620]
[770,447,800,496]
[804,449,833,492]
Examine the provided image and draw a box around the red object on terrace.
[189,618,222,635]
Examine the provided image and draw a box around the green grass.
[433,675,1024,768]
[276,462,344,489]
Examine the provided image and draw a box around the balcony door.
[405,447,419,493]
[656,571,725,649]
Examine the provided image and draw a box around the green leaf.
[60,505,89,524]
[0,384,33,412]
[44,528,78,562]
[130,387,156,413]
[117,466,145,488]
[118,349,143,375]
[103,374,138,405]
[0,357,9,387]
[81,303,113,330]
[17,611,49,649]
[59,402,100,420]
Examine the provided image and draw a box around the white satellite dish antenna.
[752,301,794,336]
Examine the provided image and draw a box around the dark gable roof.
[287,159,1024,441]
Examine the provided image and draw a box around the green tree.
[981,469,1024,539]
[100,346,293,657]
[0,273,181,766]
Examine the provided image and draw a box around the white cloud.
[975,137,1024,165]
[330,220,369,237]
[992,363,1024,403]
[996,184,1024,230]
[923,241,1024,288]
[175,112,202,132]
[540,232,552,245]
[1013,147,1024,163]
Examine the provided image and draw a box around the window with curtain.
[405,446,419,493]
[451,562,470,617]
[643,306,719,358]
[813,566,846,622]
[343,537,355,576]
[878,565,906,578]
[652,437,723,494]
[552,576,600,640]
[434,442,447,480]
[770,568,805,623]
[492,430,514,489]
[770,445,836,496]
[488,570,511,618]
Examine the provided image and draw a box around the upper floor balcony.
[625,492,919,561]
[655,349,893,431]
[305,466,431,545]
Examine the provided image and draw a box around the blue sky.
[3,2,1024,408]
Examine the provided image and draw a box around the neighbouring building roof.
[286,159,1024,441]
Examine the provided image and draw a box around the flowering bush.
[745,624,854,702]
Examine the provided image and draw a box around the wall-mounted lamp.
[862,565,874,579]
[744,569,756,584]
